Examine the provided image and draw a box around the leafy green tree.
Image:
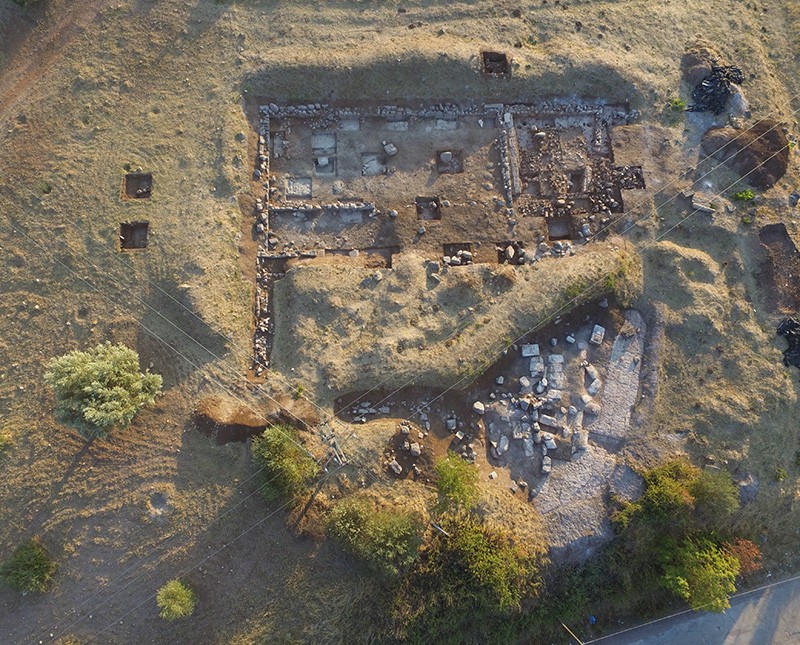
[156,579,197,620]
[662,538,739,612]
[327,497,422,577]
[434,453,479,509]
[251,425,319,503]
[44,342,162,439]
[690,468,740,529]
[0,539,57,592]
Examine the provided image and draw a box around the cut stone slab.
[590,324,606,346]
[539,414,560,428]
[521,343,540,357]
[498,435,509,455]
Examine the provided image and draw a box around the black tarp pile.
[687,65,744,115]
[777,317,800,369]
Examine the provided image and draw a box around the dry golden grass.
[0,0,798,642]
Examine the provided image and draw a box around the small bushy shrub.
[0,539,57,592]
[613,458,699,533]
[733,189,756,202]
[251,426,319,503]
[723,538,763,576]
[156,579,196,620]
[690,468,739,529]
[668,97,687,111]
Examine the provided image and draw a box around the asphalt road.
[582,574,800,645]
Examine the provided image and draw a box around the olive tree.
[44,342,162,439]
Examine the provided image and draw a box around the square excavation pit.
[568,169,586,193]
[524,177,542,197]
[123,173,152,199]
[443,242,473,257]
[314,156,336,175]
[286,177,312,199]
[481,51,510,76]
[312,132,337,154]
[615,165,646,189]
[416,196,442,220]
[119,221,149,249]
[546,218,573,240]
[361,153,387,177]
[436,150,464,174]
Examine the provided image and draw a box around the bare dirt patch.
[756,223,800,313]
[701,119,790,189]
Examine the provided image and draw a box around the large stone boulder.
[701,119,789,189]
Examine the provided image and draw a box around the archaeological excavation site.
[242,91,659,556]
[2,0,799,639]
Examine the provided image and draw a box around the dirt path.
[0,0,105,122]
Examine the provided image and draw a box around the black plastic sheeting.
[777,317,800,369]
[687,66,744,115]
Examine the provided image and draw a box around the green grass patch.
[434,453,479,510]
[733,189,756,202]
[392,511,542,642]
[0,429,13,453]
[0,539,57,593]
[327,497,423,578]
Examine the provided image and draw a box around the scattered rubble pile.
[687,65,744,115]
[497,241,526,265]
[442,248,474,267]
[701,119,790,189]
[476,325,609,485]
[777,318,800,370]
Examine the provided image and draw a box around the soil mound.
[701,120,789,188]
[758,223,800,313]
[681,40,724,86]
[194,394,322,443]
[195,395,269,443]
